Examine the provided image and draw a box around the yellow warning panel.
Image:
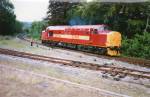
[106,31,121,47]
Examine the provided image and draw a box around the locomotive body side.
[41,25,121,56]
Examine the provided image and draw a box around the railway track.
[0,48,150,80]
[17,33,150,68]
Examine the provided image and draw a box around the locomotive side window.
[104,26,109,30]
[48,32,53,37]
[98,26,104,31]
[98,26,110,31]
[93,29,98,34]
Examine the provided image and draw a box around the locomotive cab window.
[48,32,53,37]
[104,26,110,30]
[93,29,98,34]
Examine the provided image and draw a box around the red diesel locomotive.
[41,25,121,56]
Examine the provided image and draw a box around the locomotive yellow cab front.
[106,31,121,56]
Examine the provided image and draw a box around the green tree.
[122,32,150,59]
[46,0,78,25]
[28,21,48,39]
[67,2,150,37]
[0,0,22,35]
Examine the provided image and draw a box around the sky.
[11,0,49,22]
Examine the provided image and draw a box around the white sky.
[11,0,49,22]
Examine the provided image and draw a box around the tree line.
[0,0,22,35]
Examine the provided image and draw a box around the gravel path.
[0,64,130,97]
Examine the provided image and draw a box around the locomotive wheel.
[101,48,107,55]
[97,48,107,55]
[41,40,46,44]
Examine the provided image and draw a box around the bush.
[27,21,48,40]
[122,32,150,59]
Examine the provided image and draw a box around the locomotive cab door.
[90,29,99,45]
[90,29,107,47]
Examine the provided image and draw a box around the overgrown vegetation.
[122,32,150,59]
[0,0,23,35]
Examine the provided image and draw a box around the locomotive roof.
[47,25,106,30]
